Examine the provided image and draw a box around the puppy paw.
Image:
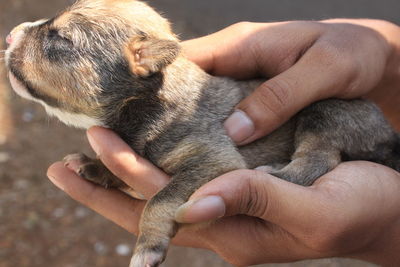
[129,245,167,267]
[63,153,125,189]
[64,153,99,180]
[129,238,169,267]
[63,153,92,172]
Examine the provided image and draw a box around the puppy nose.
[7,22,31,46]
[6,33,13,45]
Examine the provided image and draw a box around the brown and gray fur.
[5,0,400,266]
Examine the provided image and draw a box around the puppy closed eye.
[47,29,72,43]
[44,29,76,62]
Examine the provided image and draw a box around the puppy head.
[5,0,181,128]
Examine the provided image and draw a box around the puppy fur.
[5,0,400,266]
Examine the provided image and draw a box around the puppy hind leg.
[255,163,287,173]
[270,138,341,186]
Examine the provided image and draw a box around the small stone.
[94,242,108,255]
[74,207,89,218]
[22,110,34,122]
[52,208,65,218]
[115,244,131,256]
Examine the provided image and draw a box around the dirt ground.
[1,0,399,266]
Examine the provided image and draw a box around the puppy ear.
[125,36,181,77]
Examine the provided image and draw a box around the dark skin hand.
[48,19,400,266]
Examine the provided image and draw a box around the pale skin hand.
[47,20,400,265]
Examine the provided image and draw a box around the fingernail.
[175,196,226,224]
[224,110,255,143]
[87,131,100,155]
[47,174,66,191]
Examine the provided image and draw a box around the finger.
[225,40,358,144]
[47,162,206,249]
[47,162,145,234]
[175,169,325,234]
[182,21,325,79]
[87,126,169,199]
[175,162,400,245]
[182,22,271,78]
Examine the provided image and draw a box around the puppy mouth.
[8,72,32,100]
[8,69,41,104]
[8,72,23,89]
[7,60,39,102]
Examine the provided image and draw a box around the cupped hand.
[182,20,400,144]
[47,127,400,266]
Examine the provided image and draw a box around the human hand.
[47,127,400,266]
[182,20,400,144]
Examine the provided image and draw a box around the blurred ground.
[1,0,399,266]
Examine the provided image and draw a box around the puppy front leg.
[63,153,125,188]
[130,150,246,267]
[129,176,195,267]
[63,153,145,199]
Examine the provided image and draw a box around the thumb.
[224,75,319,145]
[224,43,354,145]
[175,170,322,232]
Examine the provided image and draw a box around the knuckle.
[228,21,255,36]
[234,171,269,218]
[245,172,268,217]
[311,39,362,96]
[313,39,359,79]
[231,21,253,30]
[255,78,291,120]
[103,152,135,177]
[314,40,356,71]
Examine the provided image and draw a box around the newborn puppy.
[5,0,400,266]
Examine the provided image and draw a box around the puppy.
[5,0,400,266]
